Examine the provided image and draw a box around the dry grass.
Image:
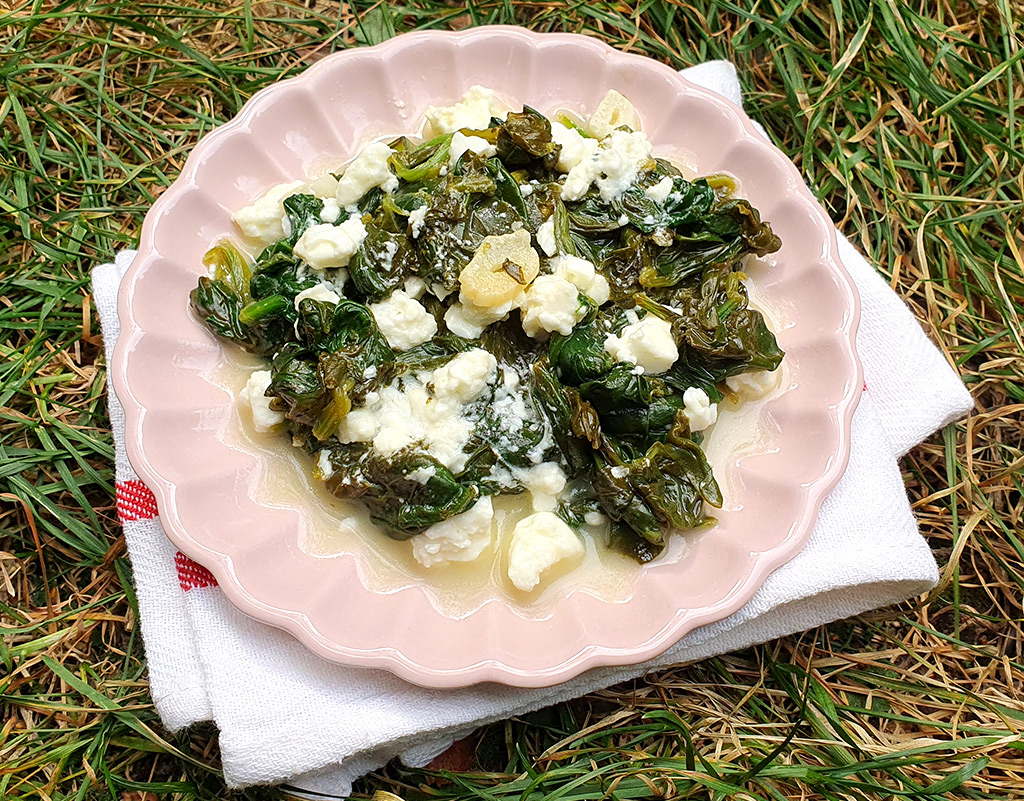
[0,1,1021,799]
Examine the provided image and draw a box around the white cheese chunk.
[595,130,654,201]
[316,449,334,480]
[536,218,557,257]
[604,315,678,374]
[520,462,567,512]
[548,254,610,306]
[336,376,475,473]
[334,141,399,206]
[726,369,779,400]
[404,276,427,299]
[443,297,514,339]
[408,205,428,239]
[520,275,584,338]
[449,131,497,168]
[682,387,718,432]
[239,370,284,433]
[549,120,600,173]
[293,218,367,270]
[232,180,304,243]
[293,283,340,311]
[413,496,494,568]
[368,290,438,351]
[431,349,497,404]
[507,511,584,592]
[558,129,653,202]
[319,197,342,223]
[644,176,674,204]
[423,85,503,135]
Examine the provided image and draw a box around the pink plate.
[112,27,862,688]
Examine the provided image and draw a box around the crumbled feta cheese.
[293,218,367,270]
[319,197,342,223]
[726,369,779,399]
[587,89,642,139]
[239,370,284,433]
[682,387,718,432]
[519,183,534,197]
[596,130,654,201]
[407,465,436,485]
[443,299,512,338]
[549,120,600,173]
[520,275,584,338]
[413,496,494,568]
[424,85,503,135]
[560,155,602,202]
[604,315,678,374]
[431,349,497,404]
[293,283,340,311]
[408,205,428,239]
[548,254,610,306]
[558,128,653,203]
[507,511,584,591]
[536,218,557,257]
[369,290,438,351]
[337,376,475,473]
[519,462,567,512]
[335,141,398,206]
[644,176,674,205]
[449,131,497,168]
[316,449,334,480]
[610,465,629,479]
[584,510,606,527]
[232,180,304,243]
[404,276,427,299]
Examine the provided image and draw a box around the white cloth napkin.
[92,61,973,797]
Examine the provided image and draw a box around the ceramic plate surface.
[112,26,862,688]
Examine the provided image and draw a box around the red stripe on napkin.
[175,552,219,591]
[116,479,159,522]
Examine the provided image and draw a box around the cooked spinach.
[190,96,785,566]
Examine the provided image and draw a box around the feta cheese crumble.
[232,180,304,243]
[239,370,284,433]
[335,141,399,206]
[413,496,495,568]
[408,205,428,239]
[424,85,503,136]
[682,387,718,432]
[431,349,497,404]
[548,254,611,305]
[726,369,779,400]
[293,218,368,270]
[507,511,584,591]
[368,290,438,351]
[644,176,674,204]
[448,131,497,168]
[337,375,475,473]
[603,315,678,374]
[293,283,340,311]
[536,217,557,257]
[519,462,567,512]
[443,299,512,338]
[556,127,654,203]
[520,275,585,338]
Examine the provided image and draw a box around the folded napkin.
[92,60,973,797]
